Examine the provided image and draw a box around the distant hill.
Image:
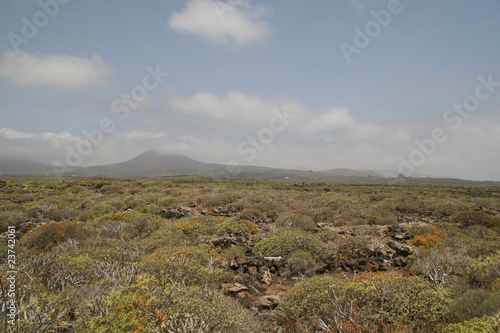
[2,150,464,182]
[68,150,312,179]
[68,150,217,177]
[321,168,382,177]
[0,157,54,176]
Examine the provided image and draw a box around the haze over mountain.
[0,150,386,180]
[0,157,54,176]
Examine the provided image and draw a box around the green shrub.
[140,246,225,287]
[276,212,316,231]
[390,195,426,213]
[92,274,258,333]
[89,201,120,217]
[331,236,370,260]
[287,250,316,276]
[217,219,259,236]
[278,275,450,331]
[176,216,228,237]
[223,245,247,259]
[238,208,266,222]
[451,210,498,228]
[428,200,470,217]
[466,252,500,289]
[445,314,500,332]
[93,212,161,240]
[22,222,92,250]
[0,210,27,231]
[446,289,500,323]
[65,185,83,194]
[252,230,325,259]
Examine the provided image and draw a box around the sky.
[0,0,499,181]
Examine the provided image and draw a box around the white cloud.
[167,91,307,127]
[169,0,272,46]
[1,103,499,181]
[305,108,356,133]
[0,50,112,89]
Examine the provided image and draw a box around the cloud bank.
[169,0,272,46]
[1,90,499,181]
[0,50,112,89]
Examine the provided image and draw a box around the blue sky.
[0,0,499,180]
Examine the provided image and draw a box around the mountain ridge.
[0,151,469,181]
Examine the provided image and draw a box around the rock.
[264,256,283,260]
[259,266,269,273]
[211,236,235,248]
[378,261,391,271]
[237,256,252,265]
[315,262,329,274]
[265,284,289,295]
[254,295,280,310]
[366,242,395,258]
[365,262,380,272]
[248,266,258,276]
[221,283,248,294]
[160,209,183,219]
[236,291,250,299]
[387,240,412,256]
[230,259,239,270]
[347,259,359,271]
[394,256,407,267]
[392,233,409,241]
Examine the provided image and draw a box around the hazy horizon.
[1,0,500,181]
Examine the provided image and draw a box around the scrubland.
[1,177,499,332]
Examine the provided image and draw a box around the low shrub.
[176,216,228,237]
[329,236,370,260]
[428,200,470,217]
[217,219,259,236]
[409,230,447,248]
[445,314,500,333]
[277,275,450,331]
[465,252,500,288]
[238,208,266,222]
[92,274,258,333]
[252,230,325,259]
[22,222,92,250]
[0,210,27,231]
[140,246,224,286]
[287,250,316,277]
[276,212,316,231]
[446,288,500,323]
[451,210,498,228]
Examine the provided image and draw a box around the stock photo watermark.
[51,64,169,175]
[340,0,411,64]
[213,0,246,21]
[225,105,296,175]
[397,74,500,177]
[4,226,18,330]
[7,0,70,50]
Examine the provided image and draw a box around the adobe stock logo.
[51,64,169,176]
[213,0,245,21]
[398,74,500,177]
[225,106,296,175]
[340,0,411,64]
[7,0,70,50]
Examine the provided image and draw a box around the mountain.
[0,157,54,176]
[321,168,382,177]
[68,150,313,179]
[68,150,218,177]
[0,151,413,180]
